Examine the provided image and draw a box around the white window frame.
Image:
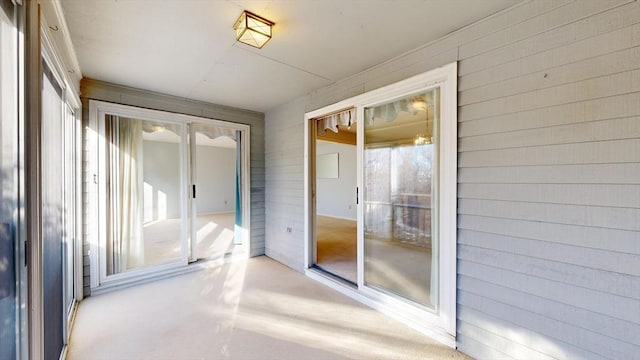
[87,100,252,293]
[303,62,457,346]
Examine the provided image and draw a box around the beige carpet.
[316,216,357,282]
[316,216,433,307]
[68,257,469,360]
[143,213,237,266]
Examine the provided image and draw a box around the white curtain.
[315,100,421,135]
[366,98,419,125]
[316,108,355,135]
[195,125,236,141]
[107,115,144,274]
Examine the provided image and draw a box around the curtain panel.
[105,115,144,274]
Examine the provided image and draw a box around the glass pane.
[0,0,18,356]
[191,124,240,260]
[363,88,439,310]
[42,62,65,359]
[106,116,184,275]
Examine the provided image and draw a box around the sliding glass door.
[362,89,439,310]
[90,101,251,290]
[189,124,244,262]
[305,64,457,339]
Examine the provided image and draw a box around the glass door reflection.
[105,116,185,275]
[189,124,241,261]
[363,88,440,310]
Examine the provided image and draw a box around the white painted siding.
[265,0,640,358]
[80,79,265,295]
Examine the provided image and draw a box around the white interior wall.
[195,145,236,215]
[142,141,237,220]
[316,140,356,220]
[143,140,181,220]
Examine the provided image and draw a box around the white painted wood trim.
[39,13,80,109]
[73,108,84,302]
[26,3,44,358]
[49,0,82,78]
[188,125,197,261]
[180,122,189,266]
[356,105,365,288]
[241,127,251,253]
[303,113,311,270]
[88,102,101,290]
[440,62,457,336]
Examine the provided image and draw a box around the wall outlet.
[224,200,227,205]
[286,227,292,233]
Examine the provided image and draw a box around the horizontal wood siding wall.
[265,0,640,358]
[80,79,265,296]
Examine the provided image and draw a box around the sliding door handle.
[192,184,196,199]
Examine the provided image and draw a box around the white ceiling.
[60,0,521,113]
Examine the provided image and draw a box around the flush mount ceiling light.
[233,10,274,49]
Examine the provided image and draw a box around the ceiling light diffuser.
[233,10,274,49]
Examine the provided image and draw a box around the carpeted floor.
[316,216,358,282]
[316,215,433,308]
[143,213,238,266]
[68,256,469,360]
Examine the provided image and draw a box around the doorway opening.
[313,113,357,284]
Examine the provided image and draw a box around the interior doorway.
[313,114,358,284]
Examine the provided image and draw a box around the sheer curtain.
[316,107,355,135]
[106,115,144,274]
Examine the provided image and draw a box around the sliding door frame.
[40,10,83,358]
[304,62,457,346]
[88,100,251,293]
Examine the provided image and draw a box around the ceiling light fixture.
[233,10,274,49]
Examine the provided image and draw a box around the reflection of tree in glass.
[390,145,433,247]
